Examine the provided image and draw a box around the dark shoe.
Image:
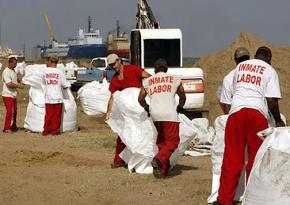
[111,162,127,169]
[212,201,223,205]
[151,158,166,178]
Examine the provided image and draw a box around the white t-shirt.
[143,72,181,122]
[229,59,281,118]
[220,69,235,104]
[2,67,18,98]
[43,67,70,104]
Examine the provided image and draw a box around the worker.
[219,47,250,114]
[42,56,70,136]
[215,46,285,205]
[138,58,186,178]
[2,56,24,133]
[105,53,151,168]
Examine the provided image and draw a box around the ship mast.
[88,16,92,33]
[116,20,121,38]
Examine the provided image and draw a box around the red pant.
[42,103,63,136]
[154,121,180,174]
[113,136,126,164]
[218,108,268,205]
[2,97,17,131]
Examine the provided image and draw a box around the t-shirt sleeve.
[220,70,234,104]
[109,78,117,94]
[265,68,281,98]
[3,70,12,84]
[143,78,149,93]
[133,66,144,78]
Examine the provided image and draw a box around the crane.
[44,15,58,48]
[136,0,160,29]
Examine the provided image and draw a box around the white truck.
[130,28,206,117]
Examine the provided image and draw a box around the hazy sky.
[1,0,290,57]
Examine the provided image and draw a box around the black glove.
[177,105,185,114]
[144,106,150,117]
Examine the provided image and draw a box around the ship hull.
[68,44,107,59]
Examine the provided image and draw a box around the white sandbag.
[61,89,78,132]
[191,118,215,145]
[22,64,46,89]
[108,88,158,174]
[78,81,110,115]
[243,127,290,205]
[15,62,26,75]
[170,114,197,167]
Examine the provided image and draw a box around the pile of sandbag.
[243,127,290,205]
[22,64,78,132]
[77,81,110,115]
[107,88,203,174]
[185,118,215,157]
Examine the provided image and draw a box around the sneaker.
[111,162,127,169]
[151,158,166,178]
[212,201,223,205]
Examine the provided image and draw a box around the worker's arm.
[223,103,231,114]
[266,97,285,127]
[105,94,114,122]
[138,87,150,116]
[6,82,24,89]
[176,83,186,113]
[142,70,151,78]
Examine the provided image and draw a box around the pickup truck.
[130,29,206,117]
[71,57,129,91]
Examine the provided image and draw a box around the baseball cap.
[234,47,250,59]
[107,53,119,65]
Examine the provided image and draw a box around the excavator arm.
[136,0,159,29]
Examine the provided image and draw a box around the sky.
[1,0,290,57]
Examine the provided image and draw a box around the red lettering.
[256,77,261,86]
[259,67,265,75]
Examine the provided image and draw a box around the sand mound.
[194,32,290,124]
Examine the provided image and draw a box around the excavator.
[131,0,206,117]
[136,0,159,29]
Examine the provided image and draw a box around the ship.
[67,16,107,59]
[106,20,130,58]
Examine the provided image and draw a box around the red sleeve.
[132,65,143,78]
[109,78,117,94]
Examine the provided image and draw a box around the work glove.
[176,105,185,114]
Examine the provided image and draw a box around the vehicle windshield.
[143,39,181,67]
[91,59,106,68]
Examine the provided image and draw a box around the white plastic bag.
[243,127,290,205]
[78,81,110,115]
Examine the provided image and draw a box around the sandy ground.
[0,95,213,205]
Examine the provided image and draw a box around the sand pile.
[194,32,290,124]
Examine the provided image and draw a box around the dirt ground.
[0,95,213,205]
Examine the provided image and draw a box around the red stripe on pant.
[2,96,17,131]
[113,136,126,164]
[218,108,268,205]
[154,121,180,175]
[42,103,63,135]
